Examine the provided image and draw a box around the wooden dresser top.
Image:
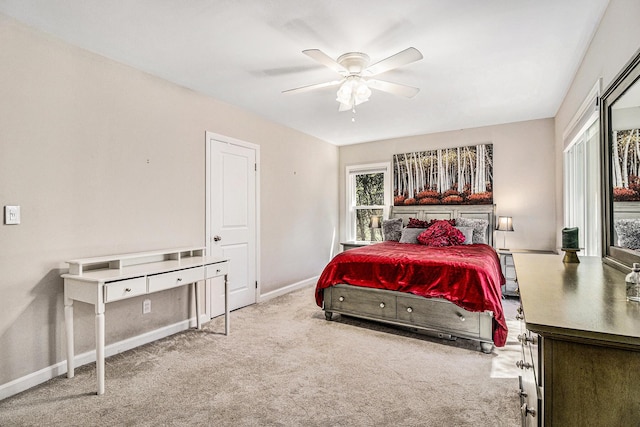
[513,254,640,348]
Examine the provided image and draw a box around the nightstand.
[340,241,375,251]
[497,249,555,297]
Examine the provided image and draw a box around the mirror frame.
[601,48,640,270]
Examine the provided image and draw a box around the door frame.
[205,131,261,318]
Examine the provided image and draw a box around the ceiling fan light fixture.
[286,47,422,113]
[336,76,371,110]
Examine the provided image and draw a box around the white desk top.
[63,249,228,283]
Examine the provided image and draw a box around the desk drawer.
[105,277,146,302]
[206,262,228,278]
[147,266,204,293]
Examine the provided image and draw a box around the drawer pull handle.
[177,278,183,282]
[406,307,413,313]
[457,313,465,322]
[521,403,536,418]
[517,333,536,345]
[515,313,524,320]
[516,360,533,370]
[517,305,523,314]
[338,296,345,302]
[216,269,221,273]
[125,288,131,292]
[379,302,385,308]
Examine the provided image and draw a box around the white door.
[208,137,257,316]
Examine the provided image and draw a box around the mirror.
[602,48,640,268]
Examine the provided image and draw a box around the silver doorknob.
[213,235,222,242]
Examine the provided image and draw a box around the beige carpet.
[0,285,521,426]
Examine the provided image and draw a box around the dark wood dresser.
[513,254,640,426]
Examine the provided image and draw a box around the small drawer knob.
[406,307,413,313]
[124,288,131,292]
[216,269,221,273]
[379,302,385,308]
[177,278,183,282]
[521,403,536,418]
[457,313,465,322]
[516,360,533,370]
[517,333,536,344]
[338,296,345,302]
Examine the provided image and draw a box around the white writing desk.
[61,247,229,395]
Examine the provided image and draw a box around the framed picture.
[393,143,493,206]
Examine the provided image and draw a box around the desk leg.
[95,312,105,395]
[224,274,230,336]
[194,281,201,330]
[64,298,75,378]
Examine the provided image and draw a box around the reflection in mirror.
[602,48,640,268]
[611,80,640,251]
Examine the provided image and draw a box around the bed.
[315,205,506,353]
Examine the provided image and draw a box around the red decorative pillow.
[406,217,431,228]
[417,220,465,247]
[406,218,456,228]
[431,218,456,227]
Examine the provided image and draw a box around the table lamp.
[496,216,514,250]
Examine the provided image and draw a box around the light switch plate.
[5,206,20,225]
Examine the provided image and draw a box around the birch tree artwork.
[612,129,640,201]
[393,143,493,206]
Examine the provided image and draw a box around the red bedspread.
[315,241,507,347]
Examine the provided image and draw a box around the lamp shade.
[496,216,514,232]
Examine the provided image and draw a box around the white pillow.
[455,226,474,245]
[455,217,489,244]
[399,227,427,244]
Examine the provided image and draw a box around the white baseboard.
[258,276,318,302]
[0,318,196,401]
[1,277,318,401]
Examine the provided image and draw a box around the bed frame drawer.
[396,295,480,335]
[327,286,397,320]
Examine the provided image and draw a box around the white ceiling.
[0,0,610,146]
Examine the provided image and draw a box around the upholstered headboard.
[390,204,496,247]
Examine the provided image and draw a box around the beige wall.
[339,118,557,251]
[554,0,640,247]
[0,15,338,388]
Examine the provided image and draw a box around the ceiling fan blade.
[363,47,423,76]
[366,79,420,98]
[282,79,344,94]
[303,49,348,75]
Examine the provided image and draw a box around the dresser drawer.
[206,262,228,278]
[105,277,147,302]
[147,266,204,293]
[327,285,396,320]
[396,295,480,335]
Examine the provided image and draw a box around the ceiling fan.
[283,47,423,112]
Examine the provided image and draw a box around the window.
[346,163,391,242]
[563,80,600,256]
